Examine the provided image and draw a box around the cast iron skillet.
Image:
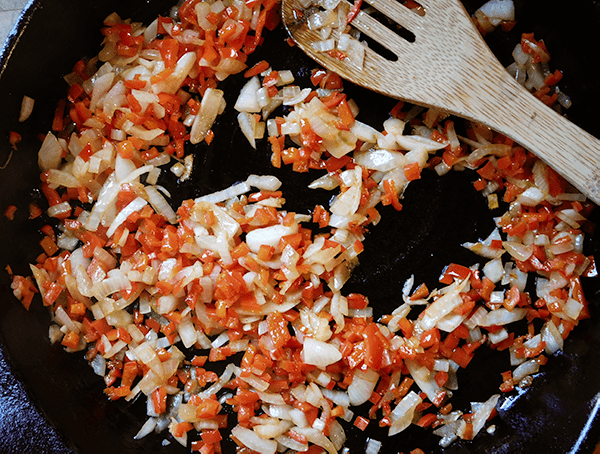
[1,0,599,452]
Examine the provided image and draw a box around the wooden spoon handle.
[457,50,600,205]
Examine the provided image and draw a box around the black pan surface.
[1,0,600,452]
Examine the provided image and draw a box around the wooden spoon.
[282,0,600,205]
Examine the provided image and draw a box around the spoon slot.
[362,0,426,32]
[350,8,412,57]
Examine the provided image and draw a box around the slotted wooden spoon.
[282,0,600,205]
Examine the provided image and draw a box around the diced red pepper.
[439,263,471,284]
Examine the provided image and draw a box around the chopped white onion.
[191,88,225,144]
[19,95,35,122]
[106,197,148,238]
[389,391,422,436]
[347,368,379,406]
[38,132,63,171]
[234,76,261,113]
[230,426,277,454]
[301,337,342,369]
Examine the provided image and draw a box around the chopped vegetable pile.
[6,0,597,453]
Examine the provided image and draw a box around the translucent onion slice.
[19,95,35,122]
[230,426,278,454]
[190,87,225,144]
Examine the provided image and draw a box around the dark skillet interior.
[0,0,599,452]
